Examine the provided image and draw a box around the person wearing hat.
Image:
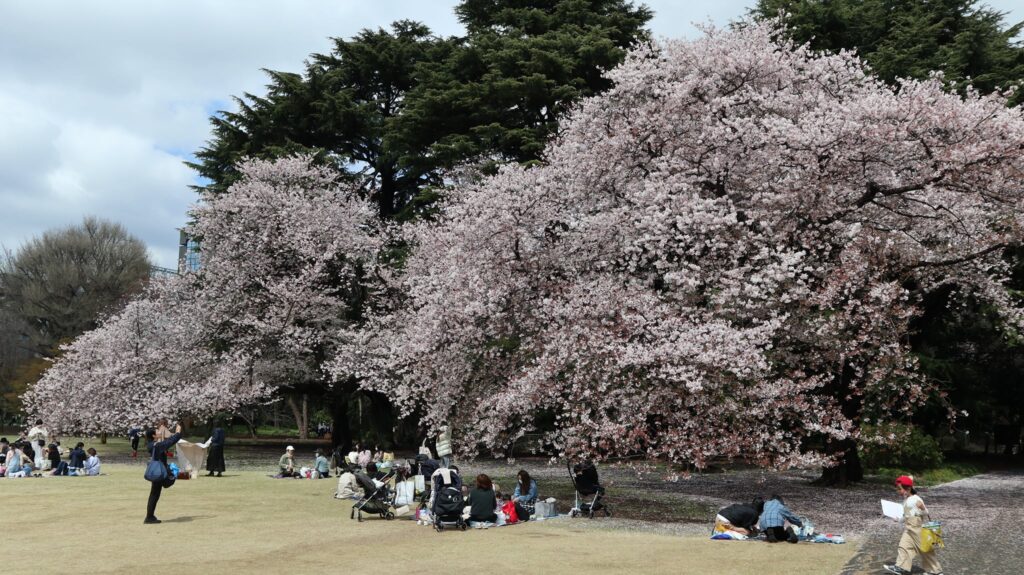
[884,475,943,575]
[278,446,299,477]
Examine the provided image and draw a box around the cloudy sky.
[2,1,1021,268]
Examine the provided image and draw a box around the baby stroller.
[431,468,467,532]
[569,461,610,518]
[350,469,397,522]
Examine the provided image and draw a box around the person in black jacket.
[144,423,183,524]
[69,442,87,471]
[715,498,765,536]
[206,427,225,477]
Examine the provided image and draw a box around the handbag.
[144,447,168,483]
[418,439,433,459]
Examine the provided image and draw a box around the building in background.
[178,230,201,273]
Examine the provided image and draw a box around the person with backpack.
[144,423,182,524]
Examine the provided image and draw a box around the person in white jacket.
[436,426,453,468]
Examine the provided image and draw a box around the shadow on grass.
[162,515,214,523]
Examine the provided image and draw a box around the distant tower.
[178,230,201,273]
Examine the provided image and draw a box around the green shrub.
[861,423,944,470]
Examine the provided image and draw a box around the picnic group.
[3,420,945,574]
[0,420,101,477]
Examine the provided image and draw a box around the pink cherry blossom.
[338,21,1024,468]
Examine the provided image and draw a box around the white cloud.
[1,1,1020,267]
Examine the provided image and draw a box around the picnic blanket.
[174,440,207,478]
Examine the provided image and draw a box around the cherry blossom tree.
[25,157,384,436]
[23,278,267,435]
[341,21,1024,479]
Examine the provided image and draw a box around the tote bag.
[144,449,168,483]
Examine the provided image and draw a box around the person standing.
[144,423,182,524]
[884,475,943,575]
[436,425,453,468]
[206,427,225,477]
[128,427,141,458]
[26,420,48,449]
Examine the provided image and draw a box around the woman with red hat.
[883,475,942,575]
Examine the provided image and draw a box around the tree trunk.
[815,438,863,486]
[100,432,107,444]
[235,410,258,438]
[329,393,353,454]
[287,395,309,440]
[273,401,280,429]
[302,394,308,439]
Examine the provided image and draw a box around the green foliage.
[861,423,945,470]
[911,283,1024,437]
[751,0,1024,105]
[190,1,652,219]
[871,462,982,486]
[0,217,151,355]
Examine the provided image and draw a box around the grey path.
[840,472,1024,575]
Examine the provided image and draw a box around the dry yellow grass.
[1,464,856,574]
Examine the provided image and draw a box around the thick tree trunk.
[287,395,309,440]
[330,393,353,454]
[815,438,863,486]
[100,432,107,444]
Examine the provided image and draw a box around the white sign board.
[881,499,903,521]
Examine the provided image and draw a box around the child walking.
[884,475,942,575]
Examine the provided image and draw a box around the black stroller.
[568,461,610,518]
[350,469,397,522]
[431,468,467,532]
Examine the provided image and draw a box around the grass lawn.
[1,464,856,575]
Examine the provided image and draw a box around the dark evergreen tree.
[752,0,1024,105]
[190,2,651,219]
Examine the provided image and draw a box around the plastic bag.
[395,479,416,506]
[502,500,519,524]
[921,522,943,553]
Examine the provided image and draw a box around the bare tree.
[0,217,151,358]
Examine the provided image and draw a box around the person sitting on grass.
[760,494,802,543]
[82,448,101,476]
[468,473,498,529]
[69,442,87,473]
[512,469,539,520]
[47,443,62,475]
[714,498,765,537]
[313,449,330,479]
[4,443,30,478]
[279,446,300,477]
